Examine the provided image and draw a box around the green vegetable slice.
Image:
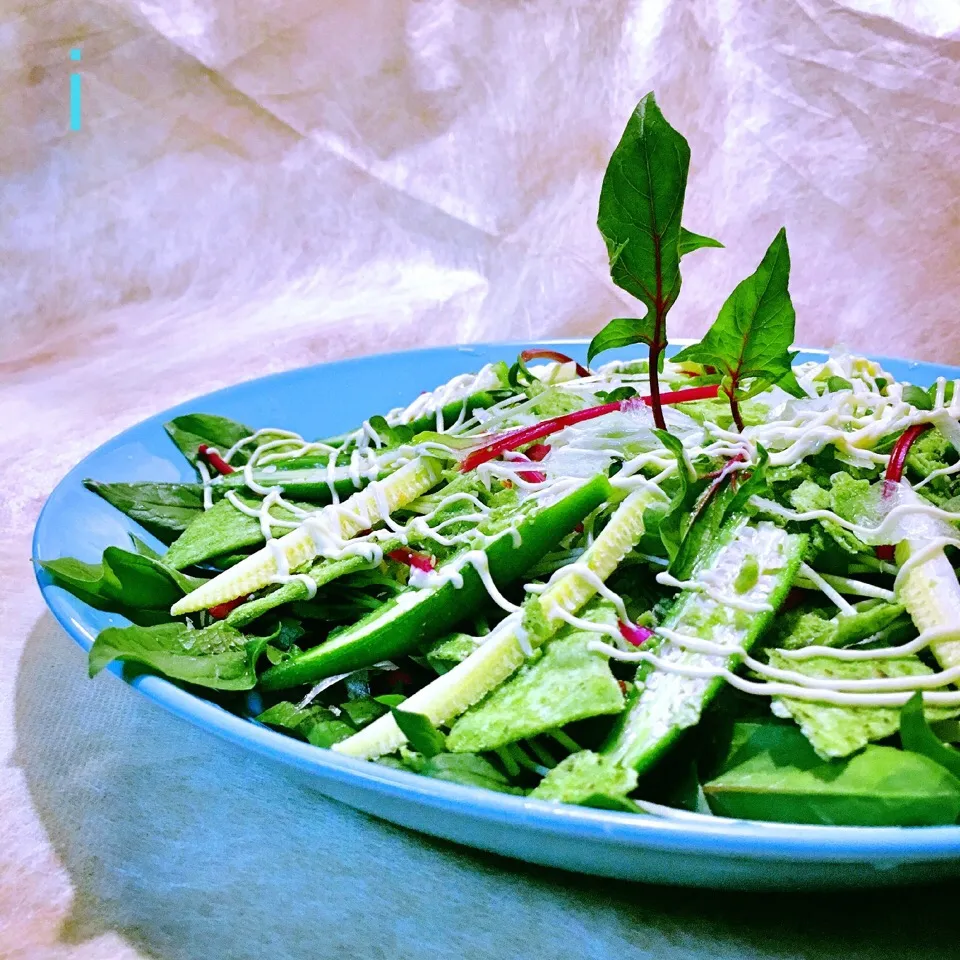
[335,484,661,760]
[603,519,806,773]
[260,475,612,689]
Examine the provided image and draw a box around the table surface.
[5,324,960,960]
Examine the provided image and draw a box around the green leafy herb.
[42,546,204,626]
[588,92,695,429]
[257,701,355,748]
[164,413,254,467]
[391,708,447,758]
[84,480,206,544]
[678,227,723,258]
[825,376,853,393]
[704,722,960,826]
[901,384,933,411]
[366,415,415,448]
[673,229,797,431]
[900,692,960,779]
[652,429,699,561]
[89,620,270,690]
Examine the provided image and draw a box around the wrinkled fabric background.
[3,1,960,957]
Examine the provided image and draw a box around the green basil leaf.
[587,317,656,365]
[589,92,691,363]
[678,227,723,257]
[673,228,797,408]
[391,707,447,758]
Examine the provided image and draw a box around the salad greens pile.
[42,94,960,828]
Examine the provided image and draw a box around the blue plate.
[33,341,960,889]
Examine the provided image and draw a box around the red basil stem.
[388,548,436,573]
[197,443,235,476]
[519,349,590,378]
[619,619,654,647]
[876,423,932,561]
[459,385,718,473]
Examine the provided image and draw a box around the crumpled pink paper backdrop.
[2,2,960,957]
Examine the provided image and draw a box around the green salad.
[42,95,960,827]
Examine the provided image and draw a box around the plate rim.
[32,340,960,866]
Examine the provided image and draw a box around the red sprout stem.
[198,443,235,476]
[618,619,654,647]
[876,423,932,562]
[520,349,590,378]
[460,385,719,473]
[388,548,436,573]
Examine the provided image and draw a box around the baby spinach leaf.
[679,227,723,258]
[391,708,447,758]
[164,413,253,467]
[588,92,694,428]
[900,692,960,779]
[257,701,355,748]
[704,723,960,826]
[673,229,797,431]
[85,480,206,544]
[41,547,205,626]
[89,621,270,690]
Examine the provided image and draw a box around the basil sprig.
[674,228,798,431]
[588,92,720,428]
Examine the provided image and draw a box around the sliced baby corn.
[334,484,661,760]
[170,457,443,614]
[896,539,960,669]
